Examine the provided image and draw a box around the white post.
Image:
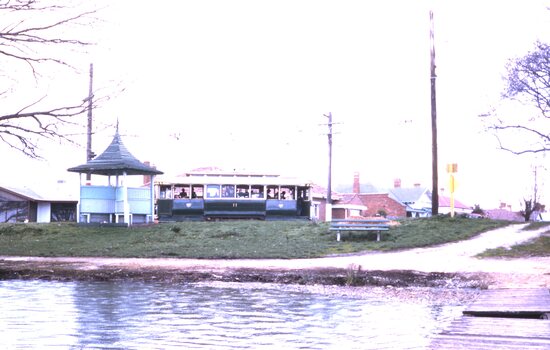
[123,171,130,226]
[325,202,332,222]
[77,173,83,223]
[149,175,155,223]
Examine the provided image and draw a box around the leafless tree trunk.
[0,1,97,158]
[520,166,545,221]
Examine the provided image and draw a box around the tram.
[155,171,312,221]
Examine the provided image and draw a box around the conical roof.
[67,132,163,176]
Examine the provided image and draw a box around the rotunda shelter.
[67,131,163,225]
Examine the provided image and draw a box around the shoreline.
[1,224,549,289]
[0,257,505,289]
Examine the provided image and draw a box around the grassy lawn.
[477,222,550,258]
[0,216,510,259]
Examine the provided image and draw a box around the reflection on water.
[0,280,476,349]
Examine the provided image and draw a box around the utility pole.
[86,63,94,183]
[430,10,439,216]
[324,112,333,222]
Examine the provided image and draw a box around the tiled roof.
[67,132,163,176]
[388,186,428,203]
[338,193,369,206]
[484,209,524,222]
[310,183,341,200]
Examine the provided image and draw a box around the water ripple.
[0,280,477,349]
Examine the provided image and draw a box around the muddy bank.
[0,259,489,289]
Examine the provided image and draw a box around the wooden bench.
[329,219,390,242]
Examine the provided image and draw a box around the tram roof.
[156,173,312,186]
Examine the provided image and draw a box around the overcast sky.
[3,0,550,210]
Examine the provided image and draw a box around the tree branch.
[0,1,101,158]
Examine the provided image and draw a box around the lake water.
[0,280,478,349]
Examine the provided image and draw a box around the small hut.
[67,131,163,225]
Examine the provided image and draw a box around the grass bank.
[477,222,550,258]
[0,216,510,259]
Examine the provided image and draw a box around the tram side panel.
[204,199,266,219]
[157,199,205,221]
[173,199,205,220]
[266,199,300,219]
[157,199,173,221]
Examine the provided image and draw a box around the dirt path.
[1,223,549,288]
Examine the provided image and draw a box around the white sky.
[3,0,550,210]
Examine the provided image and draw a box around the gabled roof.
[438,195,471,209]
[337,193,369,206]
[0,185,77,202]
[332,193,368,210]
[335,182,379,194]
[67,132,163,176]
[310,183,342,200]
[388,186,429,204]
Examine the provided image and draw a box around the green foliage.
[345,263,362,286]
[170,226,181,233]
[472,204,484,215]
[0,217,510,259]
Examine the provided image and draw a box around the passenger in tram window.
[180,189,188,198]
[237,189,249,198]
[192,191,197,199]
[222,185,234,198]
[281,191,287,200]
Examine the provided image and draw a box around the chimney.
[353,172,360,194]
[143,161,152,186]
[394,178,401,188]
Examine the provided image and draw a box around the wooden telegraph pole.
[86,63,94,183]
[430,10,439,216]
[324,112,333,222]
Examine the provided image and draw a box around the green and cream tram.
[155,172,312,221]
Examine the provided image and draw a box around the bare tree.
[0,1,98,158]
[519,166,545,221]
[519,198,544,222]
[489,41,550,155]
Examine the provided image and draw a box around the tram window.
[280,187,294,200]
[206,185,221,198]
[297,187,309,200]
[191,185,203,198]
[222,184,235,198]
[236,185,250,198]
[159,185,171,199]
[177,185,190,199]
[250,185,264,198]
[267,185,278,199]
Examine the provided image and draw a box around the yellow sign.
[446,164,458,217]
[446,163,458,173]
